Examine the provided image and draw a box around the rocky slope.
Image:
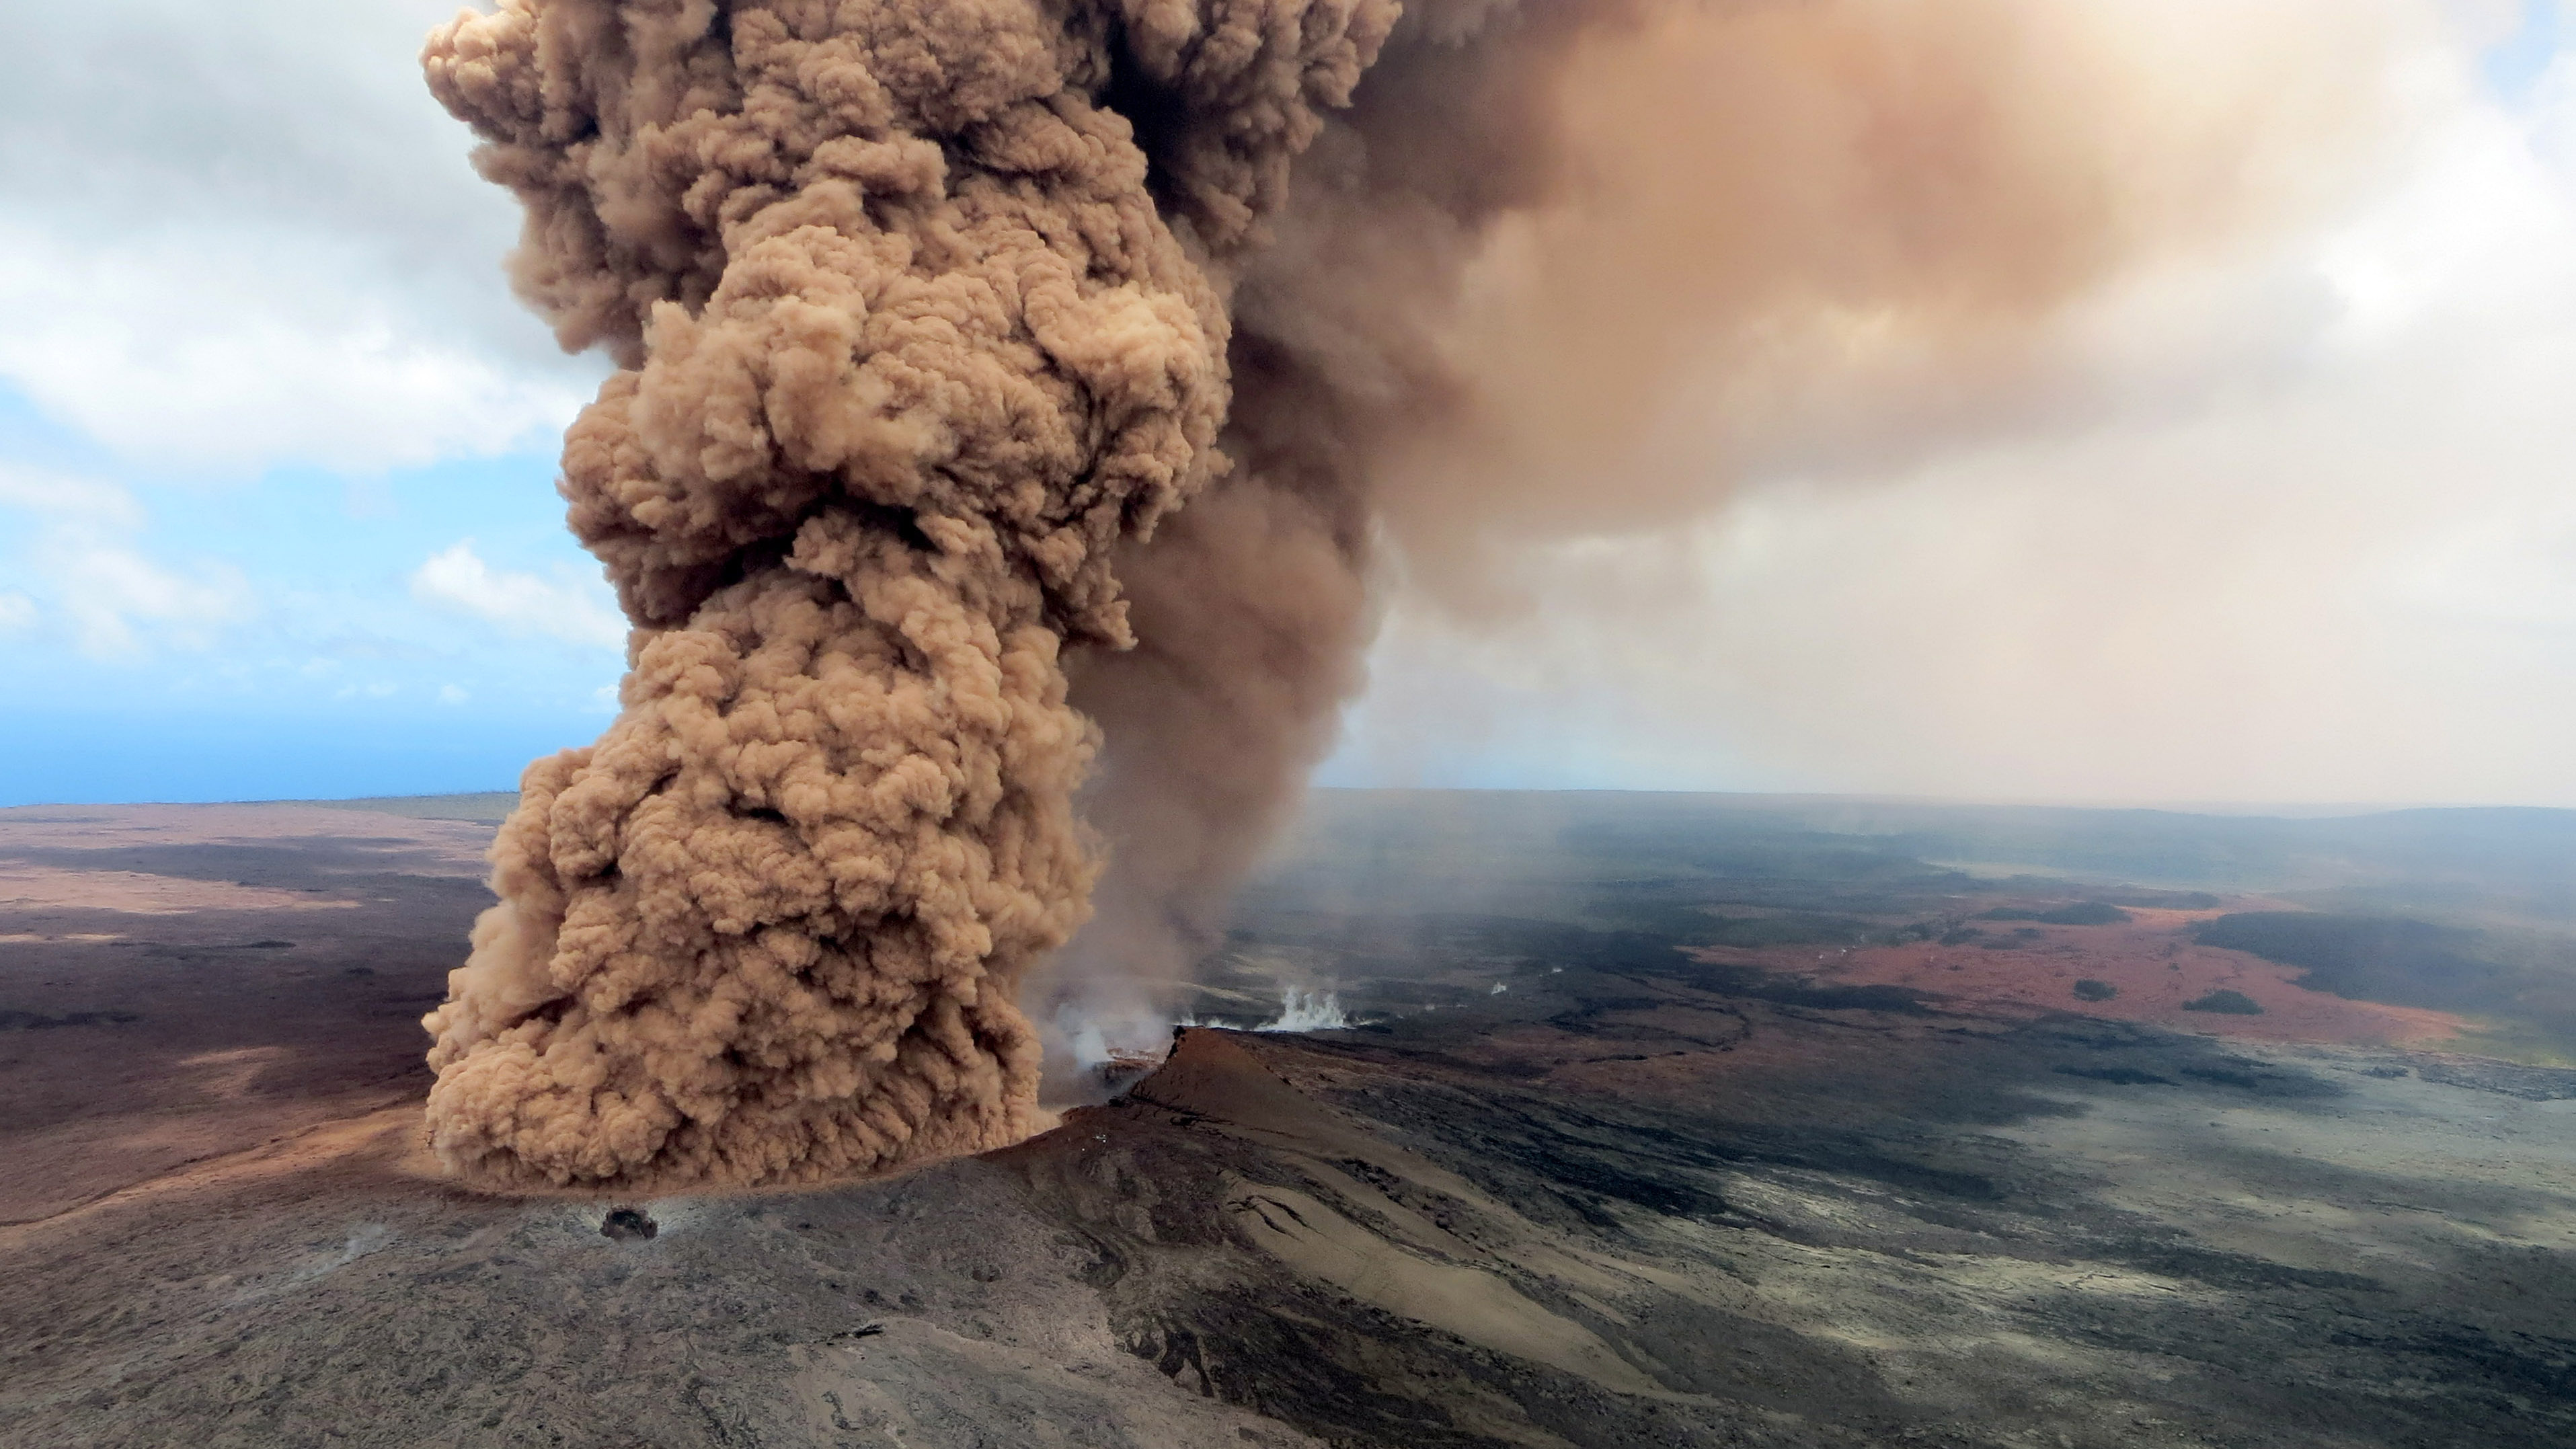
[5,799,2575,1447]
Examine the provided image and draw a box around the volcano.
[4,792,2575,1447]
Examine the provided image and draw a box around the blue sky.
[4,1,2575,808]
[0,2,623,805]
[2491,0,2567,95]
[0,384,619,801]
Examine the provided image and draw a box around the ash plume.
[419,0,2390,1185]
[1040,0,2388,1061]
[418,0,1397,1187]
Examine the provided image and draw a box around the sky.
[1,1,2571,809]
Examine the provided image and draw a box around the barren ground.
[3,796,2573,1448]
[1727,906,2467,1048]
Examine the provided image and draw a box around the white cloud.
[1333,15,2576,807]
[0,465,144,528]
[0,226,594,473]
[0,463,253,658]
[0,0,2561,811]
[0,2,604,475]
[55,546,254,658]
[412,541,628,651]
[438,684,469,705]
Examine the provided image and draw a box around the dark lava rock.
[2054,1064,2170,1085]
[2416,1058,2576,1101]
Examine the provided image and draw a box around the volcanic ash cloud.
[417,0,2386,1188]
[416,0,1397,1188]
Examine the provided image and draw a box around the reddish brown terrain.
[4,792,2575,1448]
[1718,904,2466,1049]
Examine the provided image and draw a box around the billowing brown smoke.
[420,0,2392,1184]
[416,0,1401,1186]
[1040,0,2391,1058]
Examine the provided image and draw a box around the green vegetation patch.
[1694,912,1880,949]
[1978,902,2133,926]
[2182,989,2265,1015]
[2095,888,2223,910]
[2072,979,2119,1002]
[307,791,521,824]
[2186,912,2576,1058]
[2190,912,2505,1011]
[2054,1064,2166,1085]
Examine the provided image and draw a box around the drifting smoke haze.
[1346,5,2576,808]
[1046,0,2407,1065]
[416,0,2418,1187]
